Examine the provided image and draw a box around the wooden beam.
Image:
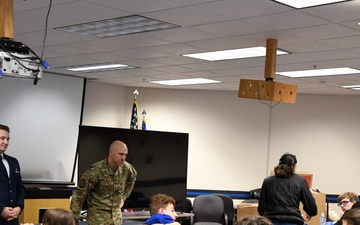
[238,79,297,104]
[0,0,14,39]
[238,39,298,104]
[264,39,277,81]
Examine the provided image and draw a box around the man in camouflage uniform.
[70,140,137,225]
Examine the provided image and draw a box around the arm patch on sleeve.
[79,179,86,188]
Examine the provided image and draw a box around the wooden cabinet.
[19,198,70,223]
[300,191,326,225]
[19,188,73,223]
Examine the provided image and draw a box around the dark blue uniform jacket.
[0,154,25,225]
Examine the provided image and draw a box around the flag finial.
[133,89,139,99]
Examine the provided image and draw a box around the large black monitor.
[77,125,189,209]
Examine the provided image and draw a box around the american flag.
[130,98,138,129]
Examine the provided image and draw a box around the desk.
[80,211,194,224]
[36,221,145,225]
[80,211,194,221]
[122,211,194,220]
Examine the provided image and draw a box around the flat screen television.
[77,125,189,209]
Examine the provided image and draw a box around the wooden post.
[0,0,14,39]
[264,39,277,81]
[238,38,298,104]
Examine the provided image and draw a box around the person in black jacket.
[258,153,317,225]
[0,124,25,225]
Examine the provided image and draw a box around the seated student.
[21,208,78,225]
[342,208,360,225]
[335,192,360,225]
[42,208,78,225]
[144,194,180,225]
[235,215,273,225]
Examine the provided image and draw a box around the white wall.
[269,95,360,194]
[82,82,127,127]
[83,81,360,195]
[123,88,271,191]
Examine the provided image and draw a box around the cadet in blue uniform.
[0,124,25,225]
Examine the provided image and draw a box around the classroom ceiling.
[11,0,360,95]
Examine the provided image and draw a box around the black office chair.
[250,188,261,199]
[176,198,192,225]
[213,194,234,225]
[193,195,227,225]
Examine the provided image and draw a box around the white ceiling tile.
[282,24,360,40]
[13,0,75,12]
[144,6,228,27]
[279,40,337,53]
[304,49,359,61]
[243,11,330,30]
[145,27,220,43]
[14,9,80,29]
[302,0,360,23]
[168,0,218,5]
[113,48,170,59]
[148,43,205,55]
[85,0,182,14]
[47,1,129,23]
[151,66,196,74]
[318,35,360,49]
[192,21,266,38]
[194,0,291,19]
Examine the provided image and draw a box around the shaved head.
[110,141,127,153]
[108,140,128,170]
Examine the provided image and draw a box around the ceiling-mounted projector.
[0,38,49,84]
[0,51,42,78]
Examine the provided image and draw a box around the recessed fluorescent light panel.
[54,15,180,38]
[340,85,360,90]
[182,47,288,61]
[65,63,136,73]
[277,67,360,78]
[150,78,222,86]
[273,0,351,9]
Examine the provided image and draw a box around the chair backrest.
[193,195,225,225]
[213,194,234,225]
[175,198,192,225]
[176,198,192,213]
[250,188,262,199]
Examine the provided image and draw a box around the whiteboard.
[0,73,84,184]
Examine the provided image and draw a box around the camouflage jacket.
[70,159,137,225]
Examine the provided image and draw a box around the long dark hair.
[274,153,297,178]
[343,208,360,225]
[42,208,77,225]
